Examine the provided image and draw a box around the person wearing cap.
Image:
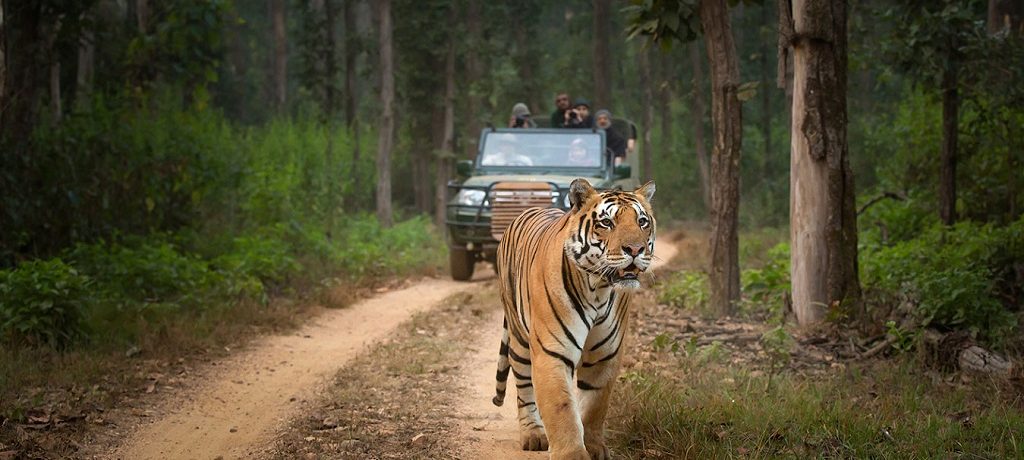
[563,98,594,128]
[595,109,628,165]
[508,102,536,129]
[550,92,571,128]
[566,137,599,166]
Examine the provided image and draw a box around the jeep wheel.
[449,247,475,281]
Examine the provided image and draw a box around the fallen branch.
[860,335,900,359]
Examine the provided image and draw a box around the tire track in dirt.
[455,239,680,458]
[109,277,483,460]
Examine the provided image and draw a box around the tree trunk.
[75,10,95,112]
[1,2,45,142]
[1,1,7,109]
[47,15,63,123]
[658,50,673,158]
[700,0,742,317]
[435,35,456,231]
[760,3,773,178]
[270,0,287,112]
[136,0,148,33]
[463,0,482,160]
[690,42,711,210]
[375,0,394,228]
[343,0,362,208]
[783,0,861,325]
[324,0,339,233]
[638,45,654,182]
[592,0,612,109]
[939,56,958,226]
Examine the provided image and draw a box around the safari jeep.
[445,123,639,281]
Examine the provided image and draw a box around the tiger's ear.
[569,178,597,211]
[635,180,656,202]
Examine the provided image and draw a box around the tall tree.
[344,0,361,204]
[637,44,654,182]
[463,0,483,160]
[47,15,62,123]
[270,0,287,112]
[75,8,95,112]
[690,42,711,210]
[376,0,394,227]
[627,0,744,316]
[592,0,612,109]
[779,0,861,325]
[435,28,456,231]
[700,0,743,316]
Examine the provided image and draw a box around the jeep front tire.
[449,247,475,281]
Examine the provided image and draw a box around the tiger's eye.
[600,218,614,228]
[638,217,649,227]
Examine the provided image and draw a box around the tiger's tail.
[493,317,511,406]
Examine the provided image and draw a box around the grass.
[610,358,1024,458]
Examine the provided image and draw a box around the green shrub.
[213,230,301,285]
[0,259,90,348]
[740,242,791,320]
[861,218,1022,344]
[658,270,709,311]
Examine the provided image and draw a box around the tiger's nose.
[622,244,644,257]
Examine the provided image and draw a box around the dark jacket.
[604,126,627,159]
[550,109,566,128]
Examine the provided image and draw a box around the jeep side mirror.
[456,159,474,177]
[613,164,631,180]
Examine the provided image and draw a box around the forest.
[1,0,1023,458]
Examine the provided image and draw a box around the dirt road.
[455,240,679,458]
[110,276,485,459]
[107,238,679,459]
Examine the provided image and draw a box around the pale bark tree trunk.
[781,0,861,325]
[939,56,957,226]
[323,0,339,233]
[690,42,711,210]
[344,0,362,208]
[638,45,654,182]
[700,0,742,317]
[592,0,612,109]
[75,11,95,112]
[760,3,773,177]
[463,0,482,159]
[136,0,148,32]
[375,0,394,228]
[435,35,456,231]
[270,0,287,112]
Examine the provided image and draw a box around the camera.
[513,114,529,128]
[567,110,579,120]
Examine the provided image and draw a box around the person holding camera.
[563,98,594,128]
[550,92,571,128]
[508,102,536,129]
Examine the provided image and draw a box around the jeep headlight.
[455,189,486,206]
[563,193,572,209]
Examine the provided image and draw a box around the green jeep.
[445,122,639,280]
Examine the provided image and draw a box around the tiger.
[491,178,656,460]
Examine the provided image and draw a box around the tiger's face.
[564,179,656,290]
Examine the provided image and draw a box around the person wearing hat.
[595,109,628,165]
[508,102,536,128]
[563,98,594,128]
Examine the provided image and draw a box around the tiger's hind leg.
[509,343,547,451]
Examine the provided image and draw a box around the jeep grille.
[490,182,556,242]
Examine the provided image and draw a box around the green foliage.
[0,260,90,348]
[740,242,790,320]
[861,218,1023,344]
[658,270,709,311]
[651,332,680,353]
[624,0,702,47]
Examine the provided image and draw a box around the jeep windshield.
[478,130,604,169]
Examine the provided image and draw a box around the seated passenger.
[595,109,627,165]
[481,133,533,166]
[563,99,594,129]
[508,102,536,129]
[566,137,599,167]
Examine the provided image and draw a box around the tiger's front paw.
[519,428,548,451]
[585,442,610,459]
